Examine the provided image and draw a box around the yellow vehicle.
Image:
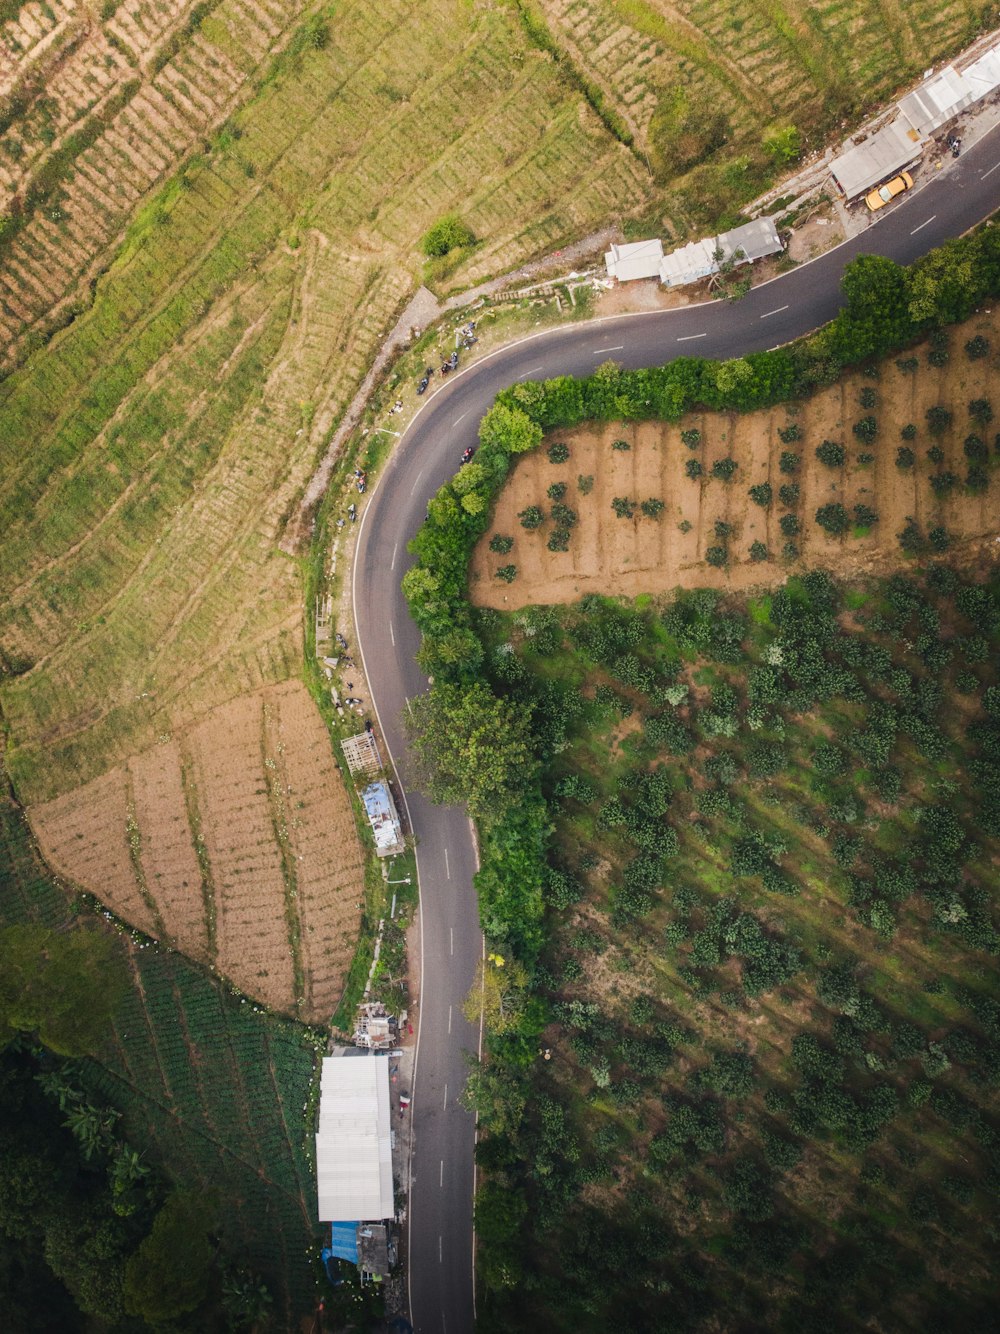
[865,171,913,211]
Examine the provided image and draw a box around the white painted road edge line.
[911,215,937,235]
[677,332,707,341]
[760,304,789,319]
[592,344,624,353]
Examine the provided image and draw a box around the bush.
[815,503,850,535]
[927,444,944,465]
[550,504,577,529]
[964,433,988,462]
[578,474,594,494]
[779,482,800,507]
[929,472,957,497]
[779,450,800,473]
[779,514,800,537]
[852,416,878,444]
[706,545,727,568]
[518,506,544,530]
[859,387,877,409]
[857,451,874,465]
[748,483,772,507]
[898,517,923,553]
[966,465,989,493]
[612,497,635,518]
[421,214,475,257]
[681,428,701,449]
[896,357,918,373]
[926,405,953,436]
[895,447,915,469]
[928,330,949,367]
[495,564,517,582]
[714,520,734,539]
[641,498,665,519]
[612,438,631,452]
[548,442,570,463]
[712,457,738,480]
[853,504,877,527]
[782,541,799,560]
[969,398,993,425]
[749,540,768,563]
[777,423,801,443]
[816,440,845,467]
[901,423,917,440]
[965,334,990,360]
[489,534,514,554]
[547,530,570,553]
[547,481,567,500]
[685,459,703,479]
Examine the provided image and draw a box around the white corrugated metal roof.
[716,218,783,264]
[965,44,1000,100]
[316,1056,394,1222]
[829,120,922,199]
[604,239,664,282]
[659,237,718,288]
[898,65,975,137]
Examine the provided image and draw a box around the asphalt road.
[352,125,1000,1334]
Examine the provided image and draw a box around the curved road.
[353,127,1000,1334]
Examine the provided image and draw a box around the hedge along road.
[351,124,1000,1334]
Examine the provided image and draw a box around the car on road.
[865,171,913,211]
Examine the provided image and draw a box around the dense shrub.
[712,457,738,480]
[518,506,544,529]
[815,503,850,535]
[421,214,475,256]
[548,442,570,463]
[779,450,800,473]
[816,440,845,467]
[748,483,772,507]
[547,481,567,500]
[489,534,514,554]
[852,416,877,444]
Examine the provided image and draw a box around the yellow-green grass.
[0,0,650,810]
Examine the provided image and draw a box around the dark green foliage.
[611,438,631,452]
[489,534,514,554]
[926,405,953,436]
[548,442,570,463]
[816,439,845,467]
[706,545,727,567]
[964,433,988,462]
[853,504,877,527]
[749,483,772,507]
[929,471,957,497]
[611,497,635,518]
[929,525,950,552]
[852,416,877,444]
[901,422,917,440]
[969,398,993,425]
[681,428,701,448]
[965,335,989,360]
[577,473,594,494]
[548,481,567,500]
[641,498,665,519]
[496,562,518,581]
[685,458,703,479]
[518,505,544,529]
[547,531,569,553]
[896,357,919,373]
[896,446,915,469]
[749,541,768,562]
[712,457,738,480]
[714,520,734,540]
[779,514,800,537]
[550,503,577,528]
[779,482,800,506]
[777,423,801,443]
[815,503,850,535]
[779,450,800,473]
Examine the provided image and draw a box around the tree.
[478,402,543,455]
[0,925,128,1056]
[123,1191,216,1322]
[421,213,475,257]
[815,503,849,536]
[463,955,529,1036]
[407,682,538,824]
[816,439,845,467]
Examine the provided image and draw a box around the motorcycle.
[417,372,430,394]
[348,503,357,522]
[461,446,476,465]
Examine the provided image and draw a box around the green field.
[472,568,1000,1331]
[0,775,323,1322]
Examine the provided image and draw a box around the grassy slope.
[0,773,322,1322]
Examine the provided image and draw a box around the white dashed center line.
[910,215,936,235]
[592,344,624,354]
[677,332,707,341]
[760,304,789,319]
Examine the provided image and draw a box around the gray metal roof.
[830,120,922,200]
[604,239,664,282]
[316,1056,394,1222]
[898,65,975,137]
[716,217,783,263]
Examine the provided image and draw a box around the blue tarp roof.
[326,1221,359,1263]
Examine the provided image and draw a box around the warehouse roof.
[604,238,664,282]
[316,1056,394,1222]
[829,121,922,200]
[898,65,976,138]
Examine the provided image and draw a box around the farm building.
[361,781,405,857]
[829,120,922,200]
[897,64,976,138]
[315,1055,394,1222]
[604,238,664,282]
[659,218,782,288]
